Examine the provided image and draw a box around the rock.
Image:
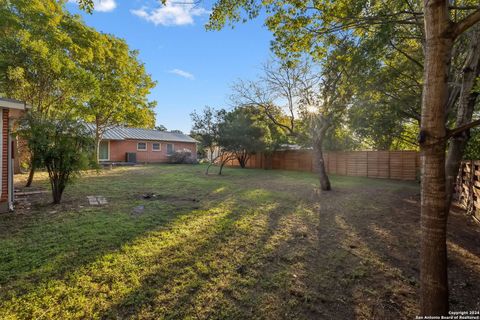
[132,205,145,215]
[87,195,108,205]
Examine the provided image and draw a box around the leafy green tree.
[17,113,94,204]
[217,107,266,172]
[348,100,419,150]
[79,32,156,163]
[240,104,289,169]
[190,106,226,162]
[0,1,97,185]
[156,125,168,131]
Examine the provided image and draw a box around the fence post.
[335,152,338,174]
[388,151,391,179]
[367,151,369,178]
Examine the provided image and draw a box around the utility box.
[126,152,137,163]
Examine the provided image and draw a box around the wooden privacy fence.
[455,161,480,222]
[224,150,420,181]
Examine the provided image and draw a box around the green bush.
[167,151,196,164]
[17,113,94,203]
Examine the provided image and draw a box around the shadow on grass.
[100,188,354,319]
[6,165,453,319]
[0,196,249,319]
[0,167,235,302]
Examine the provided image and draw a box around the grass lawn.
[0,165,479,319]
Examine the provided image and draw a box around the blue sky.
[66,0,273,133]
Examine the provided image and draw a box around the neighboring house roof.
[85,124,198,143]
[0,97,32,110]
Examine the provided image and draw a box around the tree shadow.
[0,167,235,305]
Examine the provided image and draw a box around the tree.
[155,125,168,131]
[77,0,94,13]
[17,113,94,204]
[80,33,156,163]
[230,58,311,137]
[298,50,353,191]
[0,1,97,186]
[190,106,226,162]
[445,25,480,209]
[419,1,480,314]
[218,107,266,170]
[206,0,480,315]
[463,127,480,159]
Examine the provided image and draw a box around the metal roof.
[85,124,197,143]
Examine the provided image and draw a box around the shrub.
[17,114,94,204]
[167,150,196,164]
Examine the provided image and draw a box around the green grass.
[0,164,424,319]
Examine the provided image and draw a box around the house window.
[137,142,147,151]
[166,143,174,154]
[152,143,161,151]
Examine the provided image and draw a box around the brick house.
[94,126,198,163]
[0,98,29,213]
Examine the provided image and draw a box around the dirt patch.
[138,192,200,203]
[135,193,202,211]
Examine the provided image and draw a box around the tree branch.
[452,9,480,39]
[446,119,480,139]
[389,40,423,69]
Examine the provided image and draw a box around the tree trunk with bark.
[236,150,249,168]
[312,117,331,191]
[445,27,480,210]
[25,163,35,187]
[94,122,102,164]
[420,0,452,315]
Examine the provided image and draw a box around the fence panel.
[222,150,419,181]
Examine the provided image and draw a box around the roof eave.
[0,98,32,110]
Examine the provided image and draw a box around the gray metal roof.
[85,124,197,143]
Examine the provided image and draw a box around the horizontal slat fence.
[224,150,420,181]
[455,160,480,222]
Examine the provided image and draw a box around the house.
[93,126,198,163]
[0,98,29,213]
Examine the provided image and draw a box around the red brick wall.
[108,140,197,163]
[1,108,9,202]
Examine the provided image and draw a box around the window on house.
[166,143,174,154]
[137,142,147,151]
[152,143,161,151]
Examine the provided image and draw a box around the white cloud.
[169,69,195,80]
[69,0,117,12]
[131,1,210,26]
[94,0,117,12]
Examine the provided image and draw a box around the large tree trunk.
[420,0,452,315]
[219,159,228,175]
[312,120,331,191]
[445,27,480,210]
[94,124,102,164]
[313,143,330,191]
[236,150,249,168]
